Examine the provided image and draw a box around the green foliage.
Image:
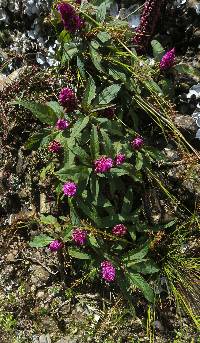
[29,234,53,248]
[13,100,58,125]
[14,0,198,311]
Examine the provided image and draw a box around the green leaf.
[68,247,91,259]
[100,128,114,156]
[47,101,64,117]
[96,1,107,22]
[108,66,127,83]
[97,31,111,43]
[25,131,49,150]
[94,84,121,105]
[62,42,79,63]
[128,272,155,302]
[68,198,80,226]
[40,162,55,181]
[70,116,90,139]
[40,214,60,229]
[122,244,149,263]
[29,234,53,248]
[135,151,143,171]
[151,40,165,61]
[90,125,99,160]
[77,56,86,79]
[128,260,159,274]
[90,174,99,204]
[90,44,104,73]
[63,224,74,242]
[144,79,163,94]
[173,64,200,79]
[13,100,57,125]
[117,272,135,315]
[121,188,133,215]
[56,166,91,183]
[82,75,96,106]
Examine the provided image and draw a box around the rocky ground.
[0,1,200,342]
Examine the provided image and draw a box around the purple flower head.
[131,136,144,150]
[132,0,164,53]
[63,181,77,197]
[57,2,84,33]
[160,48,175,71]
[112,224,127,237]
[48,140,62,153]
[49,240,63,252]
[56,118,69,131]
[59,87,77,112]
[114,153,126,166]
[101,260,116,282]
[72,228,87,245]
[94,156,113,173]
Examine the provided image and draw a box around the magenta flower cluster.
[160,48,175,71]
[63,181,77,197]
[94,156,113,173]
[114,153,126,166]
[132,0,164,53]
[131,136,144,150]
[59,87,77,112]
[101,260,116,282]
[72,228,87,245]
[48,140,62,153]
[112,224,127,237]
[56,118,69,131]
[49,240,63,252]
[57,3,84,33]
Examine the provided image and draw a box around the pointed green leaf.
[151,40,165,61]
[68,247,91,259]
[121,188,133,215]
[122,244,149,263]
[90,124,99,160]
[13,100,57,125]
[128,272,155,302]
[94,84,121,105]
[29,234,53,248]
[82,75,96,106]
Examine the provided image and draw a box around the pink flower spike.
[131,136,144,150]
[160,48,175,71]
[56,118,69,131]
[72,228,87,245]
[63,181,77,197]
[94,156,113,173]
[49,240,63,252]
[59,87,77,112]
[114,153,126,166]
[112,224,127,237]
[48,140,62,153]
[101,260,116,282]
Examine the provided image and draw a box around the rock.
[31,265,50,286]
[39,334,51,343]
[174,115,198,136]
[56,338,78,343]
[40,193,51,214]
[154,320,164,331]
[164,144,180,161]
[6,250,18,262]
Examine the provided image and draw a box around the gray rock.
[30,265,50,286]
[39,334,51,343]
[174,115,198,135]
